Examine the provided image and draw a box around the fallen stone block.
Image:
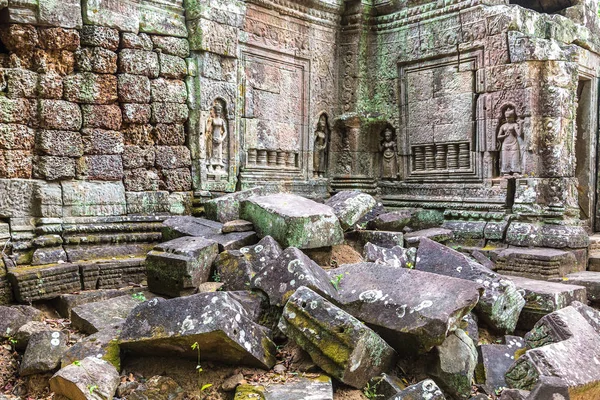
[550,271,600,304]
[50,357,120,400]
[476,340,524,394]
[499,389,529,400]
[146,236,219,297]
[494,247,580,279]
[211,230,258,251]
[241,193,343,249]
[505,305,600,396]
[14,321,52,350]
[526,376,570,400]
[8,263,82,302]
[204,187,267,223]
[369,373,405,398]
[430,329,477,399]
[71,293,151,334]
[509,275,587,330]
[62,325,121,370]
[251,247,338,307]
[461,313,479,345]
[325,190,377,230]
[119,292,277,369]
[20,330,67,376]
[0,305,44,338]
[122,375,185,400]
[367,210,412,232]
[363,242,416,268]
[234,375,333,399]
[215,236,282,291]
[388,379,446,400]
[80,258,147,290]
[416,238,525,333]
[52,288,137,318]
[345,230,404,252]
[279,286,397,388]
[161,216,222,241]
[329,263,480,353]
[222,219,254,233]
[404,228,454,247]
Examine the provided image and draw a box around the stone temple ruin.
[1,0,600,399]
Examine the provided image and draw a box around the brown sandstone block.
[38,27,80,51]
[80,26,120,51]
[0,124,35,150]
[150,78,187,103]
[81,129,124,155]
[75,47,117,74]
[63,73,117,104]
[121,103,151,124]
[117,73,151,103]
[37,72,63,99]
[158,53,187,79]
[153,124,185,145]
[161,168,192,191]
[118,49,159,78]
[121,33,153,51]
[122,124,153,145]
[77,155,124,180]
[151,102,188,124]
[38,99,81,130]
[36,130,83,157]
[154,146,191,169]
[122,145,155,169]
[0,150,32,178]
[81,104,122,130]
[124,168,160,191]
[33,156,76,180]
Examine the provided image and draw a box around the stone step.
[550,271,600,304]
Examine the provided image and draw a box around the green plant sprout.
[87,384,98,395]
[330,273,345,291]
[132,292,146,301]
[363,380,383,399]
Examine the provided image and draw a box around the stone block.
[162,216,222,241]
[0,305,43,339]
[161,167,191,191]
[82,0,139,33]
[494,247,580,279]
[38,99,81,130]
[119,292,277,368]
[279,286,397,389]
[36,0,82,29]
[551,271,600,303]
[152,123,184,145]
[150,78,187,103]
[122,145,155,169]
[76,155,124,180]
[81,128,124,155]
[81,104,122,130]
[80,25,120,51]
[363,242,416,268]
[71,294,149,334]
[31,246,68,265]
[158,53,187,79]
[430,330,477,399]
[404,228,454,247]
[151,102,189,124]
[33,181,63,218]
[37,72,63,99]
[476,341,524,394]
[509,275,587,330]
[50,357,120,400]
[126,191,191,215]
[0,179,35,218]
[325,191,377,230]
[0,124,34,150]
[154,145,191,168]
[146,236,219,297]
[0,97,29,124]
[121,32,153,51]
[117,73,151,103]
[251,247,338,307]
[205,187,267,223]
[211,231,258,252]
[33,155,75,180]
[506,222,589,249]
[330,262,481,354]
[13,321,53,351]
[235,376,333,400]
[122,124,153,145]
[20,331,67,376]
[38,27,79,51]
[61,180,126,217]
[61,325,121,370]
[118,49,159,78]
[121,103,151,124]
[388,380,445,400]
[222,219,253,233]
[5,68,38,99]
[188,18,238,56]
[346,230,404,251]
[367,210,413,232]
[241,194,344,249]
[80,259,147,290]
[52,288,136,318]
[0,150,31,178]
[151,35,190,58]
[75,46,117,74]
[8,264,81,303]
[36,130,83,157]
[63,72,118,104]
[416,238,525,333]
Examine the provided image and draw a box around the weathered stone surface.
[252,247,338,307]
[118,49,160,78]
[61,180,126,217]
[404,228,454,247]
[122,145,154,169]
[0,305,43,338]
[61,325,121,370]
[38,99,82,130]
[119,292,277,369]
[80,26,120,51]
[36,130,82,157]
[0,124,34,150]
[33,155,76,180]
[146,236,219,297]
[71,294,149,334]
[416,238,525,333]
[121,33,153,51]
[38,72,63,99]
[158,53,188,79]
[385,380,446,400]
[161,167,192,191]
[494,247,580,279]
[368,210,413,232]
[52,289,135,318]
[118,73,151,103]
[5,68,38,99]
[0,149,32,178]
[505,305,600,396]
[50,357,120,400]
[154,145,191,168]
[9,264,81,302]
[162,216,222,240]
[430,329,477,399]
[77,154,124,180]
[330,263,480,353]
[476,340,525,394]
[325,191,377,230]
[509,275,587,330]
[346,230,405,251]
[122,103,151,125]
[81,129,124,155]
[151,36,190,58]
[63,72,118,104]
[223,219,254,233]
[76,46,117,74]
[211,231,259,251]
[506,223,588,249]
[551,271,600,303]
[204,187,266,223]
[235,376,333,399]
[122,375,185,399]
[31,246,68,265]
[0,97,29,124]
[151,102,189,124]
[151,78,187,103]
[14,321,52,350]
[363,242,416,268]
[241,194,343,249]
[279,286,397,388]
[20,330,67,376]
[81,104,122,130]
[152,123,185,145]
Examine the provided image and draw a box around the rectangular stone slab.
[241,193,343,249]
[8,264,82,303]
[549,271,600,304]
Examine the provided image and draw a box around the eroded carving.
[313,113,330,178]
[205,100,229,176]
[380,125,398,180]
[497,105,524,176]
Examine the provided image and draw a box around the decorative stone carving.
[313,113,329,178]
[380,125,398,180]
[204,100,228,177]
[497,105,524,176]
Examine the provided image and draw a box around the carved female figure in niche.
[205,102,228,171]
[313,114,329,178]
[380,126,398,179]
[497,106,524,176]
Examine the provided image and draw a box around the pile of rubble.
[2,189,600,400]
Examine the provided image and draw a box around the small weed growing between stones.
[330,273,345,291]
[132,292,146,301]
[363,380,383,399]
[212,271,221,282]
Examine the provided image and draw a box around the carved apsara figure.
[313,114,329,178]
[380,126,398,179]
[205,102,228,170]
[497,106,524,176]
